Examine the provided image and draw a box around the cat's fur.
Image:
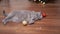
[2,10,43,24]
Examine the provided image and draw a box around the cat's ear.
[3,10,8,17]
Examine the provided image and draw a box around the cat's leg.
[28,19,35,24]
[28,16,35,24]
[2,19,10,24]
[2,12,15,24]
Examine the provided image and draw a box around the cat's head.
[36,11,43,20]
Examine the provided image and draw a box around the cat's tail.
[3,10,8,17]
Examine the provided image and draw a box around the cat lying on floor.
[2,10,43,25]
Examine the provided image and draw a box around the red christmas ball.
[42,12,46,17]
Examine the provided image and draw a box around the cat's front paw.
[28,20,34,25]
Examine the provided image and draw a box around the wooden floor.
[0,0,60,34]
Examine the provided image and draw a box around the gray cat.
[2,10,43,24]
